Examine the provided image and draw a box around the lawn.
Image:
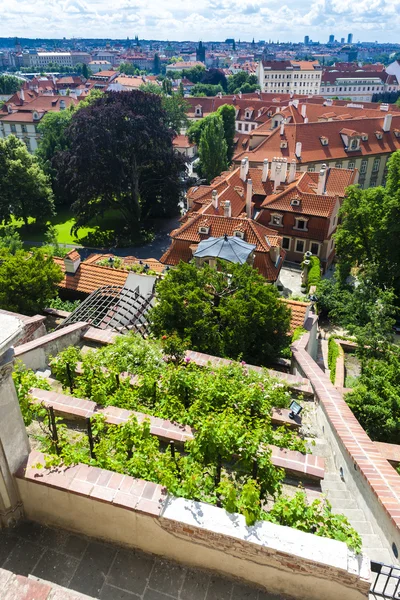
[7,209,127,247]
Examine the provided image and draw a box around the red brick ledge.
[16,450,167,517]
[29,389,324,481]
[292,333,400,530]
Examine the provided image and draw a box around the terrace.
[0,309,399,599]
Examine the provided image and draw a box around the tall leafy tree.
[55,91,185,231]
[0,136,54,227]
[0,248,63,315]
[198,113,228,182]
[200,68,227,91]
[149,261,291,365]
[0,75,22,94]
[139,83,189,131]
[153,53,161,74]
[216,104,236,163]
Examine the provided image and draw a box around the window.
[294,218,308,231]
[244,124,249,132]
[307,165,315,172]
[11,124,16,133]
[360,159,367,174]
[270,214,283,227]
[282,237,290,250]
[373,157,380,172]
[332,215,337,227]
[234,231,244,239]
[335,162,342,168]
[237,123,242,131]
[21,124,27,133]
[349,138,359,151]
[348,161,355,169]
[310,242,320,256]
[331,239,335,250]
[295,239,305,253]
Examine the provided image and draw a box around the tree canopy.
[0,248,63,315]
[55,90,185,231]
[226,72,260,94]
[149,261,291,365]
[0,136,54,226]
[198,113,228,183]
[0,75,22,95]
[188,103,235,167]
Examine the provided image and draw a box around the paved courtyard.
[0,520,287,600]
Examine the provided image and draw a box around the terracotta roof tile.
[282,299,309,331]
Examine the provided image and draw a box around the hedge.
[307,256,321,290]
[328,336,340,384]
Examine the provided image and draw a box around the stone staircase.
[0,568,96,600]
[321,472,392,564]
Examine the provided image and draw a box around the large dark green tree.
[55,91,185,231]
[0,249,63,315]
[198,113,228,183]
[0,136,54,227]
[188,103,235,164]
[0,75,22,95]
[149,261,291,365]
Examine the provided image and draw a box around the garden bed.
[13,333,362,551]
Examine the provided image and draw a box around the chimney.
[244,156,249,175]
[293,99,299,108]
[317,164,328,195]
[280,120,285,136]
[270,157,278,181]
[19,88,25,103]
[281,158,288,182]
[64,250,81,275]
[262,158,269,182]
[246,179,253,218]
[212,189,218,210]
[238,91,242,99]
[269,244,279,264]
[383,113,392,133]
[273,163,282,192]
[301,104,307,119]
[295,142,302,159]
[224,200,231,217]
[288,159,297,183]
[304,117,308,123]
[240,159,247,181]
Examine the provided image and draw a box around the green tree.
[0,136,54,227]
[149,261,291,365]
[119,62,137,75]
[0,249,63,315]
[82,63,90,79]
[153,53,161,74]
[162,78,172,95]
[191,83,225,97]
[0,226,23,254]
[0,75,22,95]
[216,104,236,163]
[56,91,185,231]
[140,84,189,132]
[198,114,228,182]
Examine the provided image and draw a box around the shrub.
[307,256,321,290]
[328,337,340,384]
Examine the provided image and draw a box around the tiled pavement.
[0,521,286,600]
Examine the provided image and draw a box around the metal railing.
[370,562,400,598]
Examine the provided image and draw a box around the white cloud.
[0,0,399,41]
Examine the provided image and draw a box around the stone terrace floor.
[0,520,287,600]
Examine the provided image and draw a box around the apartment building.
[25,52,74,69]
[234,113,400,189]
[320,65,399,102]
[257,60,322,95]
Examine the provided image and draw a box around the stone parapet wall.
[15,450,370,600]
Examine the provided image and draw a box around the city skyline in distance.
[1,0,400,44]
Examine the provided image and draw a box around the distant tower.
[252,37,255,47]
[347,33,353,44]
[328,34,335,44]
[196,41,206,62]
[340,37,345,44]
[14,37,22,53]
[304,35,309,45]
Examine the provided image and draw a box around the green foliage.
[345,345,400,443]
[119,62,141,76]
[0,249,63,315]
[47,296,80,312]
[265,491,362,553]
[226,72,260,94]
[306,256,321,290]
[149,261,291,366]
[216,104,236,164]
[160,332,189,365]
[198,113,228,183]
[328,337,340,384]
[0,135,54,226]
[12,362,52,425]
[0,75,22,94]
[170,65,205,83]
[0,226,23,254]
[191,83,225,97]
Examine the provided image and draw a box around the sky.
[1,0,400,43]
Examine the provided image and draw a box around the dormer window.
[361,133,368,141]
[7,104,12,114]
[270,213,283,227]
[349,138,360,151]
[290,198,301,207]
[320,136,329,146]
[234,230,245,239]
[375,131,383,140]
[294,217,308,231]
[195,105,202,117]
[198,226,209,234]
[245,109,252,119]
[60,100,66,110]
[394,129,400,138]
[280,141,288,149]
[33,111,39,121]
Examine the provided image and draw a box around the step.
[29,576,97,599]
[350,521,374,534]
[361,534,383,548]
[327,497,359,510]
[321,472,343,482]
[3,573,52,600]
[339,509,366,522]
[324,489,352,499]
[321,480,348,493]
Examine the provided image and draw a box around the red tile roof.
[54,258,129,294]
[282,299,309,331]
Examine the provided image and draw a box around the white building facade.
[257,60,322,96]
